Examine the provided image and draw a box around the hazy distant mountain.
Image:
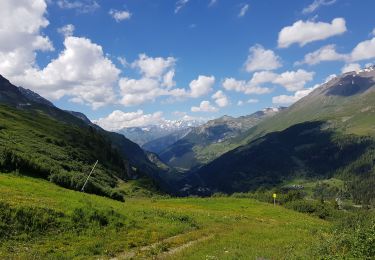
[158,108,284,171]
[178,66,375,195]
[118,119,203,146]
[142,128,192,154]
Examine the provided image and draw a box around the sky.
[1,0,375,130]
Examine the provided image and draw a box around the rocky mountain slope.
[158,108,283,171]
[177,67,375,196]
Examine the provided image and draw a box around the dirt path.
[111,231,214,259]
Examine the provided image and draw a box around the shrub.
[317,212,375,258]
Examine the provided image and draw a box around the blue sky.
[1,0,375,130]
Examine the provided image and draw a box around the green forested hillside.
[180,70,375,202]
[0,75,165,200]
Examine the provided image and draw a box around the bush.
[317,212,375,258]
[284,200,332,219]
[0,202,63,239]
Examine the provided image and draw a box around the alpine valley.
[2,1,375,259]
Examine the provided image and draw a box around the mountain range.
[1,66,374,202]
[157,107,284,171]
[176,66,375,196]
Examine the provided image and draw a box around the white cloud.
[302,0,337,14]
[244,44,282,72]
[0,0,53,76]
[341,63,361,73]
[249,71,278,86]
[273,69,315,91]
[109,9,132,22]
[119,77,165,106]
[238,4,249,17]
[222,78,272,95]
[11,36,120,109]
[297,44,347,65]
[278,18,346,48]
[350,37,375,62]
[372,28,375,37]
[189,75,215,98]
[224,69,313,95]
[191,100,218,112]
[119,57,213,106]
[57,24,75,37]
[175,0,189,13]
[0,1,121,109]
[57,0,99,13]
[272,87,317,105]
[94,110,164,130]
[212,90,229,107]
[131,54,176,79]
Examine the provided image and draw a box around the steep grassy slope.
[240,70,375,144]
[0,173,328,259]
[0,75,165,199]
[179,69,375,196]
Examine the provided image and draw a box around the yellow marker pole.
[273,193,277,206]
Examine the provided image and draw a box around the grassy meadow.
[0,173,329,259]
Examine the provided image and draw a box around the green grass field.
[0,173,329,259]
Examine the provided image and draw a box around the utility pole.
[81,160,98,192]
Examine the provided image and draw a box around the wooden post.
[81,160,98,192]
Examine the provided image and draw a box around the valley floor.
[0,173,328,259]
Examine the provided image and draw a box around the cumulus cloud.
[132,54,176,79]
[109,9,132,22]
[11,36,120,109]
[0,1,122,109]
[0,0,53,77]
[94,110,164,130]
[297,44,347,65]
[244,44,282,72]
[57,0,99,13]
[189,75,215,98]
[273,70,315,91]
[212,90,229,107]
[175,0,189,13]
[223,69,313,94]
[272,87,317,105]
[222,78,272,95]
[341,63,361,73]
[350,37,375,62]
[278,18,346,48]
[238,4,249,17]
[191,100,218,112]
[57,24,75,37]
[297,36,375,66]
[302,0,337,14]
[119,60,214,106]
